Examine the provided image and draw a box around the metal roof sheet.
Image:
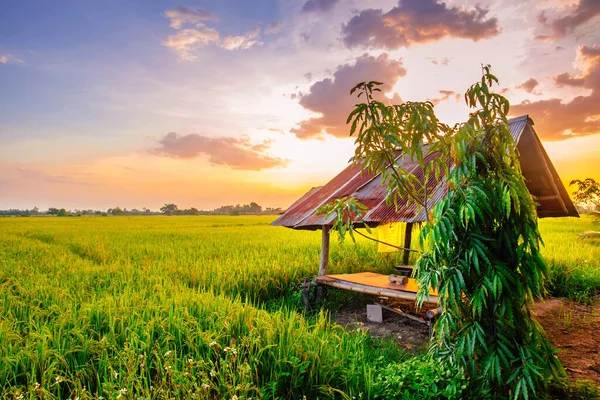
[271,115,578,230]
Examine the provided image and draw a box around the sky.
[0,0,599,211]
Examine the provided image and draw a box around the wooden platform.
[315,272,438,303]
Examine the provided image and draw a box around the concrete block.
[367,304,383,323]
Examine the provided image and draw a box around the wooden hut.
[272,115,578,303]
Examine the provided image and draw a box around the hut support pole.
[318,225,331,276]
[403,223,413,265]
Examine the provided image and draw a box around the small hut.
[272,115,578,304]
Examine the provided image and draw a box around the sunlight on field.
[0,215,598,398]
[539,215,600,301]
[0,216,407,399]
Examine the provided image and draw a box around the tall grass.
[539,215,600,302]
[0,215,598,398]
[0,216,407,399]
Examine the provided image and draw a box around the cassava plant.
[321,66,563,399]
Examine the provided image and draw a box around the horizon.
[1,0,599,211]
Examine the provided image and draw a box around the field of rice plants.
[1,215,599,399]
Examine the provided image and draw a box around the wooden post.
[318,225,331,276]
[403,222,413,265]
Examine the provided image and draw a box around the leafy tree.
[570,178,600,210]
[160,203,178,216]
[322,66,562,399]
[57,208,67,217]
[570,178,600,240]
[47,207,60,215]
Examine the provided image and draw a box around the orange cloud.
[428,89,460,105]
[517,78,540,94]
[510,45,600,140]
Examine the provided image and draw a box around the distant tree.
[248,202,262,214]
[570,178,600,210]
[160,203,178,216]
[47,207,60,215]
[108,207,124,216]
[57,208,67,217]
[180,207,199,215]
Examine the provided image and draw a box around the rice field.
[0,215,599,399]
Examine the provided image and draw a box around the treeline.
[159,202,282,216]
[0,202,283,217]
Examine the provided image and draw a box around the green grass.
[0,215,598,398]
[539,215,600,302]
[0,216,407,399]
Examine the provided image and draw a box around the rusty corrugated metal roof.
[271,115,578,230]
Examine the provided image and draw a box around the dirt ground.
[331,299,433,350]
[332,298,600,385]
[534,298,600,385]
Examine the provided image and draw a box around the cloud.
[428,90,461,105]
[162,9,263,59]
[540,0,600,38]
[0,54,24,64]
[341,0,500,50]
[16,168,90,185]
[264,21,284,35]
[151,133,288,170]
[301,0,339,13]
[510,45,600,140]
[220,27,263,51]
[162,27,220,60]
[517,78,540,94]
[428,56,452,66]
[164,6,218,29]
[553,72,585,87]
[292,53,406,139]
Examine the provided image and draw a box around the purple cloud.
[342,0,500,50]
[292,53,406,139]
[301,0,339,13]
[164,6,218,29]
[539,0,600,38]
[151,133,288,170]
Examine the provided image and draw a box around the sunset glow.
[1,0,599,211]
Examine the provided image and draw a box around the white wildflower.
[116,387,127,399]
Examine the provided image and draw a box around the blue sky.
[0,0,599,210]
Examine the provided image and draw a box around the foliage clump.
[372,355,468,399]
[324,66,564,399]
